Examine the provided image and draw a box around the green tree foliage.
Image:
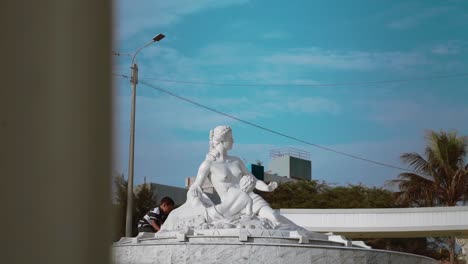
[364,237,449,260]
[112,175,158,239]
[113,173,128,205]
[258,180,395,209]
[392,130,468,207]
[390,130,468,264]
[318,184,396,209]
[111,174,131,241]
[134,182,158,231]
[257,180,324,208]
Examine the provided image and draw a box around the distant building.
[267,148,312,181]
[185,176,216,194]
[251,163,295,184]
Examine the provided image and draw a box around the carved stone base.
[112,229,438,264]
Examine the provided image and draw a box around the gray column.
[1,1,112,263]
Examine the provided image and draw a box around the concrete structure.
[280,206,468,239]
[186,176,216,193]
[281,207,468,262]
[112,229,438,264]
[268,148,312,181]
[3,2,112,264]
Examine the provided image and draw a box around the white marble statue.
[161,125,300,231]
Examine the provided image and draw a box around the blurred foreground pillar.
[1,1,112,263]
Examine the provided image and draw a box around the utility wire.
[113,73,414,173]
[140,72,468,87]
[112,51,132,57]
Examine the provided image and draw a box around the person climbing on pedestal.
[137,196,175,233]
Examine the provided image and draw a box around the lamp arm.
[131,40,155,65]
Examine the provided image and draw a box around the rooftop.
[270,147,310,160]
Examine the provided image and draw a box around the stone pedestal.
[112,229,438,264]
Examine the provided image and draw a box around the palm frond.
[392,173,436,206]
[394,130,467,208]
[426,130,467,172]
[397,172,434,183]
[400,152,432,175]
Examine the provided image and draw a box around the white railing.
[270,147,311,160]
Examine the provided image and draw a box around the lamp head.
[153,34,165,42]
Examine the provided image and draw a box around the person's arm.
[146,209,162,231]
[149,219,160,231]
[189,160,211,197]
[236,157,278,192]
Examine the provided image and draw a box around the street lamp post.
[125,33,165,237]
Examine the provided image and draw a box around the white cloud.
[196,42,258,66]
[261,31,289,39]
[115,93,268,135]
[307,139,426,187]
[361,98,468,133]
[387,7,451,30]
[129,141,209,186]
[139,46,203,80]
[262,48,430,71]
[431,43,460,55]
[285,97,341,115]
[259,96,341,115]
[116,0,249,40]
[122,40,467,94]
[365,100,425,123]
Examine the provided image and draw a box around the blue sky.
[114,0,468,188]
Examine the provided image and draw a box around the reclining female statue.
[161,125,298,230]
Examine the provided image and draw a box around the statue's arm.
[236,157,278,192]
[254,180,278,192]
[195,160,210,186]
[189,160,211,196]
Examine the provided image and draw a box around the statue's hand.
[241,214,253,220]
[188,184,202,197]
[268,182,278,191]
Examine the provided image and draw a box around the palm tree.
[392,130,468,264]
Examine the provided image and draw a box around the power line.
[140,72,468,87]
[112,50,132,57]
[113,73,414,173]
[112,73,131,79]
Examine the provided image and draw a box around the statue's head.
[211,125,232,145]
[207,125,233,160]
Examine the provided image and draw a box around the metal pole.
[125,63,138,236]
[123,34,163,237]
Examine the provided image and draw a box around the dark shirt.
[137,207,168,230]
